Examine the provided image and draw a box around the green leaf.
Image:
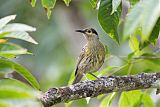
[111,0,121,14]
[140,53,160,65]
[0,58,13,74]
[0,32,10,38]
[0,59,40,90]
[141,93,156,107]
[89,0,97,9]
[118,90,155,107]
[1,32,38,44]
[129,36,140,55]
[41,0,57,19]
[127,52,135,61]
[98,0,121,44]
[67,69,75,85]
[149,18,160,45]
[86,72,99,80]
[0,23,36,32]
[139,40,150,50]
[129,0,139,6]
[63,0,71,6]
[65,101,72,107]
[141,0,160,38]
[123,2,143,39]
[0,79,39,99]
[100,92,117,107]
[97,94,105,100]
[0,15,16,29]
[31,0,36,7]
[148,59,160,65]
[98,66,117,77]
[118,90,142,107]
[0,54,15,58]
[0,43,28,58]
[123,0,160,41]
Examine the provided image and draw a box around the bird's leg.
[88,72,100,80]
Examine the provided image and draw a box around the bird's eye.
[87,30,91,33]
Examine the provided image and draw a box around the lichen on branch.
[40,72,160,107]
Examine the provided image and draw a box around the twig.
[40,72,160,107]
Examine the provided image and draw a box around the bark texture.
[40,73,160,107]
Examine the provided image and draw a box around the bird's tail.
[72,72,83,84]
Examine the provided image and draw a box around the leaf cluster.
[0,15,41,107]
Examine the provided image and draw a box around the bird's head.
[75,28,99,40]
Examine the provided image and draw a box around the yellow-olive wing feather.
[74,47,85,76]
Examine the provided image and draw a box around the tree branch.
[40,72,160,107]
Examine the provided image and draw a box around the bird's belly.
[92,55,104,72]
[84,53,104,73]
[79,43,105,74]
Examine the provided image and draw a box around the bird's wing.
[74,47,86,76]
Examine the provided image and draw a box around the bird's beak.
[75,29,85,34]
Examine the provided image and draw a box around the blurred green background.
[0,0,159,107]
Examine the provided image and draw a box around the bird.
[72,28,106,84]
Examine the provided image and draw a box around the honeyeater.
[72,28,106,84]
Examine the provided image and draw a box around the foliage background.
[0,0,159,107]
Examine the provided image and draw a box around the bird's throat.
[87,37,100,46]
